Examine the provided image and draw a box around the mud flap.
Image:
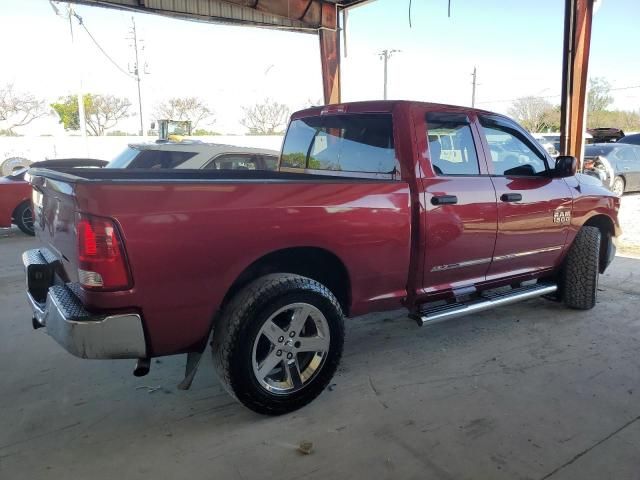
[177,350,204,390]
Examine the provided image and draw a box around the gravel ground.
[618,193,640,255]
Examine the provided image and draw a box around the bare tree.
[587,77,613,113]
[0,84,49,135]
[508,96,558,132]
[241,98,290,135]
[86,94,132,136]
[153,97,213,129]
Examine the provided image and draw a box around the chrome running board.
[417,283,558,327]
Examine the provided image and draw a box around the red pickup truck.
[24,101,620,415]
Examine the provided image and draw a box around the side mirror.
[554,155,577,178]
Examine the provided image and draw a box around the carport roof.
[67,0,373,31]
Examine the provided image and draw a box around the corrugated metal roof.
[68,0,373,31]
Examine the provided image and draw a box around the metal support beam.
[560,0,594,166]
[319,4,341,104]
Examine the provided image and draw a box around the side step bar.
[417,283,558,327]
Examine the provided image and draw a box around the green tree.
[51,94,132,136]
[192,128,220,136]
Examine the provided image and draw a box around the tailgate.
[29,171,81,284]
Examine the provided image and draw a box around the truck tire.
[212,274,345,415]
[561,226,601,310]
[13,201,35,236]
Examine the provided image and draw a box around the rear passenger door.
[417,108,498,293]
[477,115,573,279]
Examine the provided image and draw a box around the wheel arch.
[11,199,31,221]
[222,247,352,316]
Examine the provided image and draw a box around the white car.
[532,134,559,157]
[108,141,280,171]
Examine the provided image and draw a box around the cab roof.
[291,100,497,120]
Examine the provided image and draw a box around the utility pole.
[53,2,87,137]
[128,17,144,136]
[471,66,478,108]
[378,49,400,100]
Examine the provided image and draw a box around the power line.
[477,84,640,105]
[73,12,135,79]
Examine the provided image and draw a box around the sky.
[0,0,638,135]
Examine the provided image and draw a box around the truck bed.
[28,166,412,356]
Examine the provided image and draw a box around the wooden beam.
[319,4,341,104]
[560,0,594,166]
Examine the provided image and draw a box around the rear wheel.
[561,226,601,310]
[612,176,625,197]
[13,201,34,236]
[212,274,345,415]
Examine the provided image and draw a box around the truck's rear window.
[281,114,398,175]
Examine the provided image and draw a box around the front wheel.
[561,226,601,310]
[212,274,345,415]
[612,176,625,197]
[13,201,35,236]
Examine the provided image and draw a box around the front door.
[416,108,498,294]
[477,115,573,280]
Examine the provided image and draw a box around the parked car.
[108,141,280,171]
[617,132,640,146]
[532,134,558,156]
[0,159,107,235]
[587,127,625,143]
[583,143,640,196]
[23,101,620,415]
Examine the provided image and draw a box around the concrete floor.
[1,227,639,480]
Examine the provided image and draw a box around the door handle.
[501,193,522,202]
[431,195,458,205]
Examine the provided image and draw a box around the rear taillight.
[76,213,131,290]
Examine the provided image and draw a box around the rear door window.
[426,112,480,175]
[281,113,398,177]
[205,154,256,170]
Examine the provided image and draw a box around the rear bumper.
[23,249,147,359]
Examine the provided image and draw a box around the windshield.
[108,147,141,168]
[107,146,198,169]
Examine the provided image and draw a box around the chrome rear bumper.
[24,249,147,359]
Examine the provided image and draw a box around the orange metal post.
[560,0,594,166]
[319,4,341,104]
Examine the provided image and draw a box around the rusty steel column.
[319,4,341,104]
[560,0,594,166]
